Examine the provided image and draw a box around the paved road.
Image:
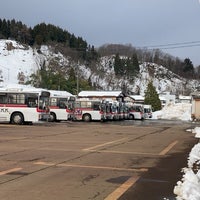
[0,120,198,200]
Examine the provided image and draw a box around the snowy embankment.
[152,103,192,121]
[173,127,200,200]
[152,103,200,200]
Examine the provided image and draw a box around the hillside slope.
[0,39,199,95]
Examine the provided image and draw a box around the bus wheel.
[82,114,91,122]
[129,114,134,120]
[49,112,56,122]
[11,112,24,125]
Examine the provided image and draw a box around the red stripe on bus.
[0,104,28,107]
[37,108,49,113]
[75,108,93,111]
[49,106,59,109]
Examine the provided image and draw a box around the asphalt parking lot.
[0,120,198,200]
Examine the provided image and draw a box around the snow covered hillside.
[0,39,199,95]
[92,56,199,95]
[0,40,70,85]
[0,40,39,84]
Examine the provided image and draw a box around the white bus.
[100,100,121,121]
[110,101,128,120]
[0,86,50,124]
[74,99,103,122]
[144,104,153,119]
[127,103,145,120]
[48,90,76,122]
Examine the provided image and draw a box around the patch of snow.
[174,128,200,200]
[152,103,192,121]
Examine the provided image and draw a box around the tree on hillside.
[125,54,139,80]
[195,65,200,79]
[144,81,161,111]
[182,58,194,78]
[27,66,94,95]
[114,53,122,76]
[27,66,67,90]
[0,19,9,38]
[114,53,140,78]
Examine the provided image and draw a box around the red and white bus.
[99,100,113,121]
[90,100,126,121]
[0,86,50,124]
[48,90,76,122]
[74,99,103,122]
[127,103,145,120]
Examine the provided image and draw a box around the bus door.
[66,96,76,120]
[0,93,9,121]
[111,102,119,120]
[38,91,50,120]
[58,98,74,120]
[105,102,112,120]
[74,101,83,120]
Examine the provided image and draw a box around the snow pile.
[193,127,200,138]
[152,103,192,121]
[174,128,200,200]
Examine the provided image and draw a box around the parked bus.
[144,104,153,118]
[128,103,145,120]
[100,100,113,121]
[100,100,121,121]
[111,101,121,120]
[74,99,103,122]
[0,86,50,124]
[110,101,130,120]
[122,102,130,120]
[48,90,76,122]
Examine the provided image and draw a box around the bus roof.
[49,90,73,97]
[78,90,123,97]
[0,83,49,94]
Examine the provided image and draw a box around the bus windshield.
[40,90,50,109]
[38,96,50,110]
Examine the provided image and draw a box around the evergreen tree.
[27,64,67,90]
[144,81,161,111]
[114,53,120,75]
[127,53,139,78]
[66,68,93,94]
[114,53,125,76]
[182,58,194,78]
[183,58,193,72]
[131,53,140,73]
[1,19,9,38]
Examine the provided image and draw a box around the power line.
[140,40,200,50]
[156,43,200,50]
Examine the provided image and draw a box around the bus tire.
[11,112,24,125]
[49,112,56,122]
[129,114,134,120]
[82,114,91,122]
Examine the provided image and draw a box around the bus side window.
[17,94,25,104]
[8,94,15,104]
[27,98,37,107]
[0,94,7,104]
[93,103,100,111]
[49,98,55,106]
[59,101,66,109]
[135,106,141,112]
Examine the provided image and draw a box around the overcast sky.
[1,0,200,66]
